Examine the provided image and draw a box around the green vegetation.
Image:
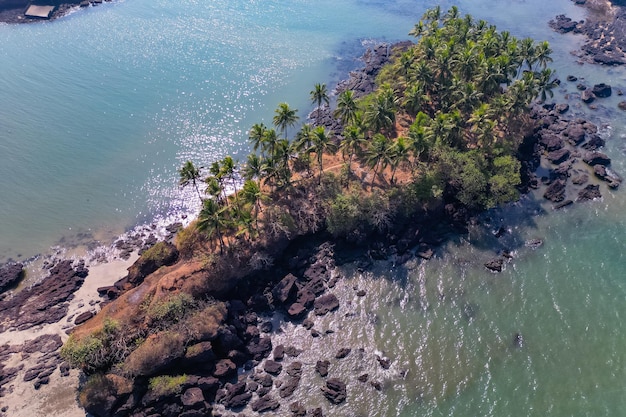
[175,6,554,253]
[148,374,189,396]
[61,318,130,373]
[146,292,197,329]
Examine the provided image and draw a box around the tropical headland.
[1,3,626,417]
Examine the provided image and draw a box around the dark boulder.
[582,134,605,151]
[565,125,586,145]
[555,103,570,114]
[549,14,580,33]
[577,184,602,201]
[181,387,205,409]
[335,348,351,359]
[74,311,94,325]
[0,263,24,293]
[247,337,272,361]
[543,179,566,202]
[313,293,339,316]
[321,378,347,404]
[213,359,236,379]
[278,376,300,398]
[547,148,571,165]
[289,401,307,416]
[251,395,280,413]
[316,360,330,377]
[287,302,306,319]
[272,273,298,305]
[484,258,504,272]
[618,101,626,111]
[583,151,611,166]
[592,83,612,98]
[538,132,563,151]
[554,200,574,210]
[581,89,595,103]
[263,360,282,376]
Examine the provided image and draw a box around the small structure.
[24,3,55,18]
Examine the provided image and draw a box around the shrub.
[61,334,104,371]
[122,331,185,377]
[61,318,140,374]
[175,223,205,258]
[146,292,197,328]
[148,374,188,396]
[78,373,116,410]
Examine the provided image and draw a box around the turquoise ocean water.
[1,0,625,415]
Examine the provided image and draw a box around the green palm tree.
[310,83,329,124]
[339,125,365,174]
[204,176,222,203]
[309,126,336,184]
[221,156,241,210]
[273,102,299,139]
[242,179,265,229]
[262,128,279,157]
[209,161,227,204]
[249,123,267,154]
[197,198,229,253]
[365,133,392,186]
[533,41,553,70]
[534,68,559,102]
[178,160,202,201]
[243,153,263,181]
[364,88,397,136]
[333,90,358,126]
[389,136,412,184]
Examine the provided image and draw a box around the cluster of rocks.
[550,2,626,65]
[0,334,70,397]
[530,102,621,207]
[0,259,88,332]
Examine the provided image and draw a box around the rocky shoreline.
[550,0,626,65]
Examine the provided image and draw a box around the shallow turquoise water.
[1,1,626,415]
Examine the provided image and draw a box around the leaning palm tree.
[389,136,412,184]
[243,153,263,181]
[241,179,265,229]
[365,133,392,186]
[309,126,336,184]
[197,198,229,254]
[249,123,267,154]
[273,102,299,139]
[333,90,358,126]
[221,156,241,210]
[178,160,202,201]
[533,41,553,70]
[310,83,329,124]
[339,125,365,174]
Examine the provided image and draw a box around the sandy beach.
[0,255,138,417]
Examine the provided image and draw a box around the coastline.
[1,3,625,417]
[0,255,137,417]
